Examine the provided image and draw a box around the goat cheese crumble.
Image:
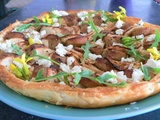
[37,59,52,67]
[77,11,88,21]
[132,69,144,82]
[115,20,124,28]
[115,29,124,35]
[88,53,102,60]
[121,57,135,62]
[144,58,160,68]
[52,10,69,17]
[95,39,104,47]
[55,43,73,57]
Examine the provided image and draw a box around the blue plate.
[0,81,160,120]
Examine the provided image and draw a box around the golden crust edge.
[0,65,160,108]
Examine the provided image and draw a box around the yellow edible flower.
[42,14,53,25]
[10,53,33,80]
[10,64,22,78]
[147,47,160,60]
[29,37,34,45]
[113,6,126,20]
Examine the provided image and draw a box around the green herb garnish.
[122,36,142,47]
[81,41,94,64]
[141,64,151,81]
[32,50,60,66]
[87,13,105,42]
[16,16,50,32]
[127,45,146,60]
[150,29,160,48]
[35,69,126,87]
[11,44,23,56]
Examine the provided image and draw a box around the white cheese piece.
[95,39,104,47]
[87,26,92,33]
[52,18,59,22]
[1,57,14,70]
[55,43,68,57]
[132,69,144,82]
[101,23,107,27]
[88,53,102,60]
[134,19,144,26]
[65,45,73,50]
[52,23,60,27]
[115,20,124,28]
[115,29,124,35]
[102,70,117,84]
[102,70,117,76]
[146,34,155,42]
[37,59,52,67]
[40,30,47,38]
[136,34,144,40]
[71,66,82,73]
[101,15,107,21]
[144,58,160,68]
[23,28,42,43]
[67,57,75,66]
[77,11,88,21]
[116,71,128,82]
[112,42,123,46]
[59,81,66,85]
[52,10,68,16]
[0,40,14,53]
[107,78,118,84]
[121,57,135,62]
[60,63,70,73]
[128,63,134,70]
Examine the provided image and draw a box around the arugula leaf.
[141,64,151,81]
[35,68,44,80]
[101,10,117,22]
[35,69,126,87]
[33,16,40,28]
[35,71,69,82]
[16,16,51,32]
[74,73,82,85]
[11,44,23,56]
[16,24,32,32]
[127,45,146,60]
[81,41,94,64]
[87,13,105,42]
[97,73,116,84]
[151,67,160,74]
[105,81,127,87]
[150,29,160,48]
[122,36,142,47]
[32,50,60,66]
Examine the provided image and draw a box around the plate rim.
[0,81,160,120]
